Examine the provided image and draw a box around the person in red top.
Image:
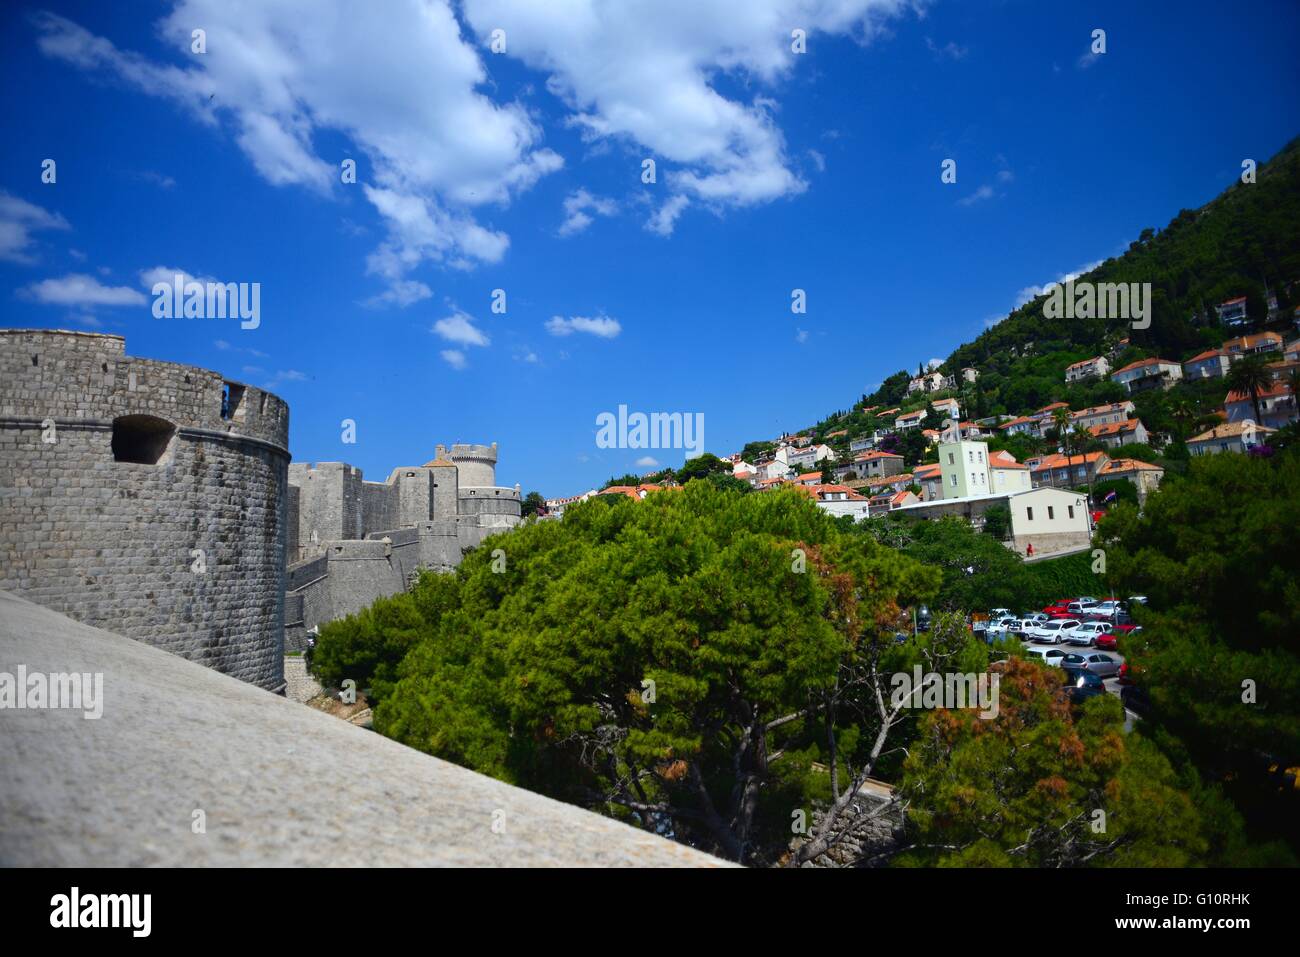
[1026,542,1034,557]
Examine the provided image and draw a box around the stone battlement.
[0,331,289,691]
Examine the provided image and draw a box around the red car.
[1043,600,1071,616]
[1095,633,1118,651]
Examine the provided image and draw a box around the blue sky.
[3,0,1298,496]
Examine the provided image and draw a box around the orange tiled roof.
[1113,357,1177,375]
[1099,458,1163,474]
[1087,418,1142,438]
[1031,451,1107,472]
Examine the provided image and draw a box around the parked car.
[1121,684,1152,717]
[1062,668,1107,703]
[1094,632,1118,651]
[1025,647,1068,668]
[1066,600,1100,616]
[989,607,1013,620]
[985,615,1019,638]
[1128,596,1148,606]
[1028,619,1081,644]
[1066,621,1113,647]
[1059,652,1121,678]
[1042,600,1071,616]
[1083,599,1121,620]
[1020,612,1049,625]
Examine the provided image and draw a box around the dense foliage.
[899,658,1212,867]
[1098,451,1300,856]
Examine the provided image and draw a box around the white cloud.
[545,315,621,338]
[19,273,147,307]
[137,170,176,189]
[1014,260,1105,308]
[138,265,213,289]
[462,0,918,230]
[363,279,433,309]
[645,195,691,237]
[559,188,618,236]
[433,310,491,347]
[441,349,467,370]
[0,192,70,264]
[807,149,826,173]
[33,4,563,303]
[926,357,943,369]
[957,184,995,207]
[795,328,809,343]
[635,456,659,467]
[925,37,968,61]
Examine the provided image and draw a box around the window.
[1068,505,1075,519]
[221,382,245,420]
[1048,506,1055,520]
[947,453,954,464]
[1026,507,1034,521]
[970,472,976,486]
[968,450,974,463]
[111,415,175,465]
[950,474,957,487]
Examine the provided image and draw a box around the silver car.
[1059,652,1121,678]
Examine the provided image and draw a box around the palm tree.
[1051,407,1073,488]
[1226,355,1272,426]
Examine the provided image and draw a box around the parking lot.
[972,599,1148,722]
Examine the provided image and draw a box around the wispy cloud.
[957,184,995,206]
[545,315,621,339]
[441,349,467,370]
[559,189,617,237]
[19,273,146,307]
[925,37,968,61]
[0,192,70,264]
[1014,260,1105,307]
[432,309,491,347]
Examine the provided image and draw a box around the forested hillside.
[802,135,1300,443]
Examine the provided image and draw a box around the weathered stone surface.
[788,792,906,867]
[0,590,730,867]
[0,330,288,690]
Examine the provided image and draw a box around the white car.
[1020,612,1049,626]
[1025,647,1068,668]
[1085,600,1121,619]
[1027,619,1081,644]
[1066,600,1100,616]
[1065,621,1113,646]
[985,616,1019,637]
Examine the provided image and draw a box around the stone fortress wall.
[0,330,289,691]
[283,442,521,651]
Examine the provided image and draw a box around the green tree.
[1097,451,1300,856]
[368,482,945,863]
[898,657,1212,866]
[1225,354,1272,425]
[521,490,546,518]
[676,452,729,482]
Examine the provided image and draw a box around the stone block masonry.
[284,444,522,651]
[0,330,289,691]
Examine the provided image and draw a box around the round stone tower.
[447,442,498,487]
[0,330,290,691]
